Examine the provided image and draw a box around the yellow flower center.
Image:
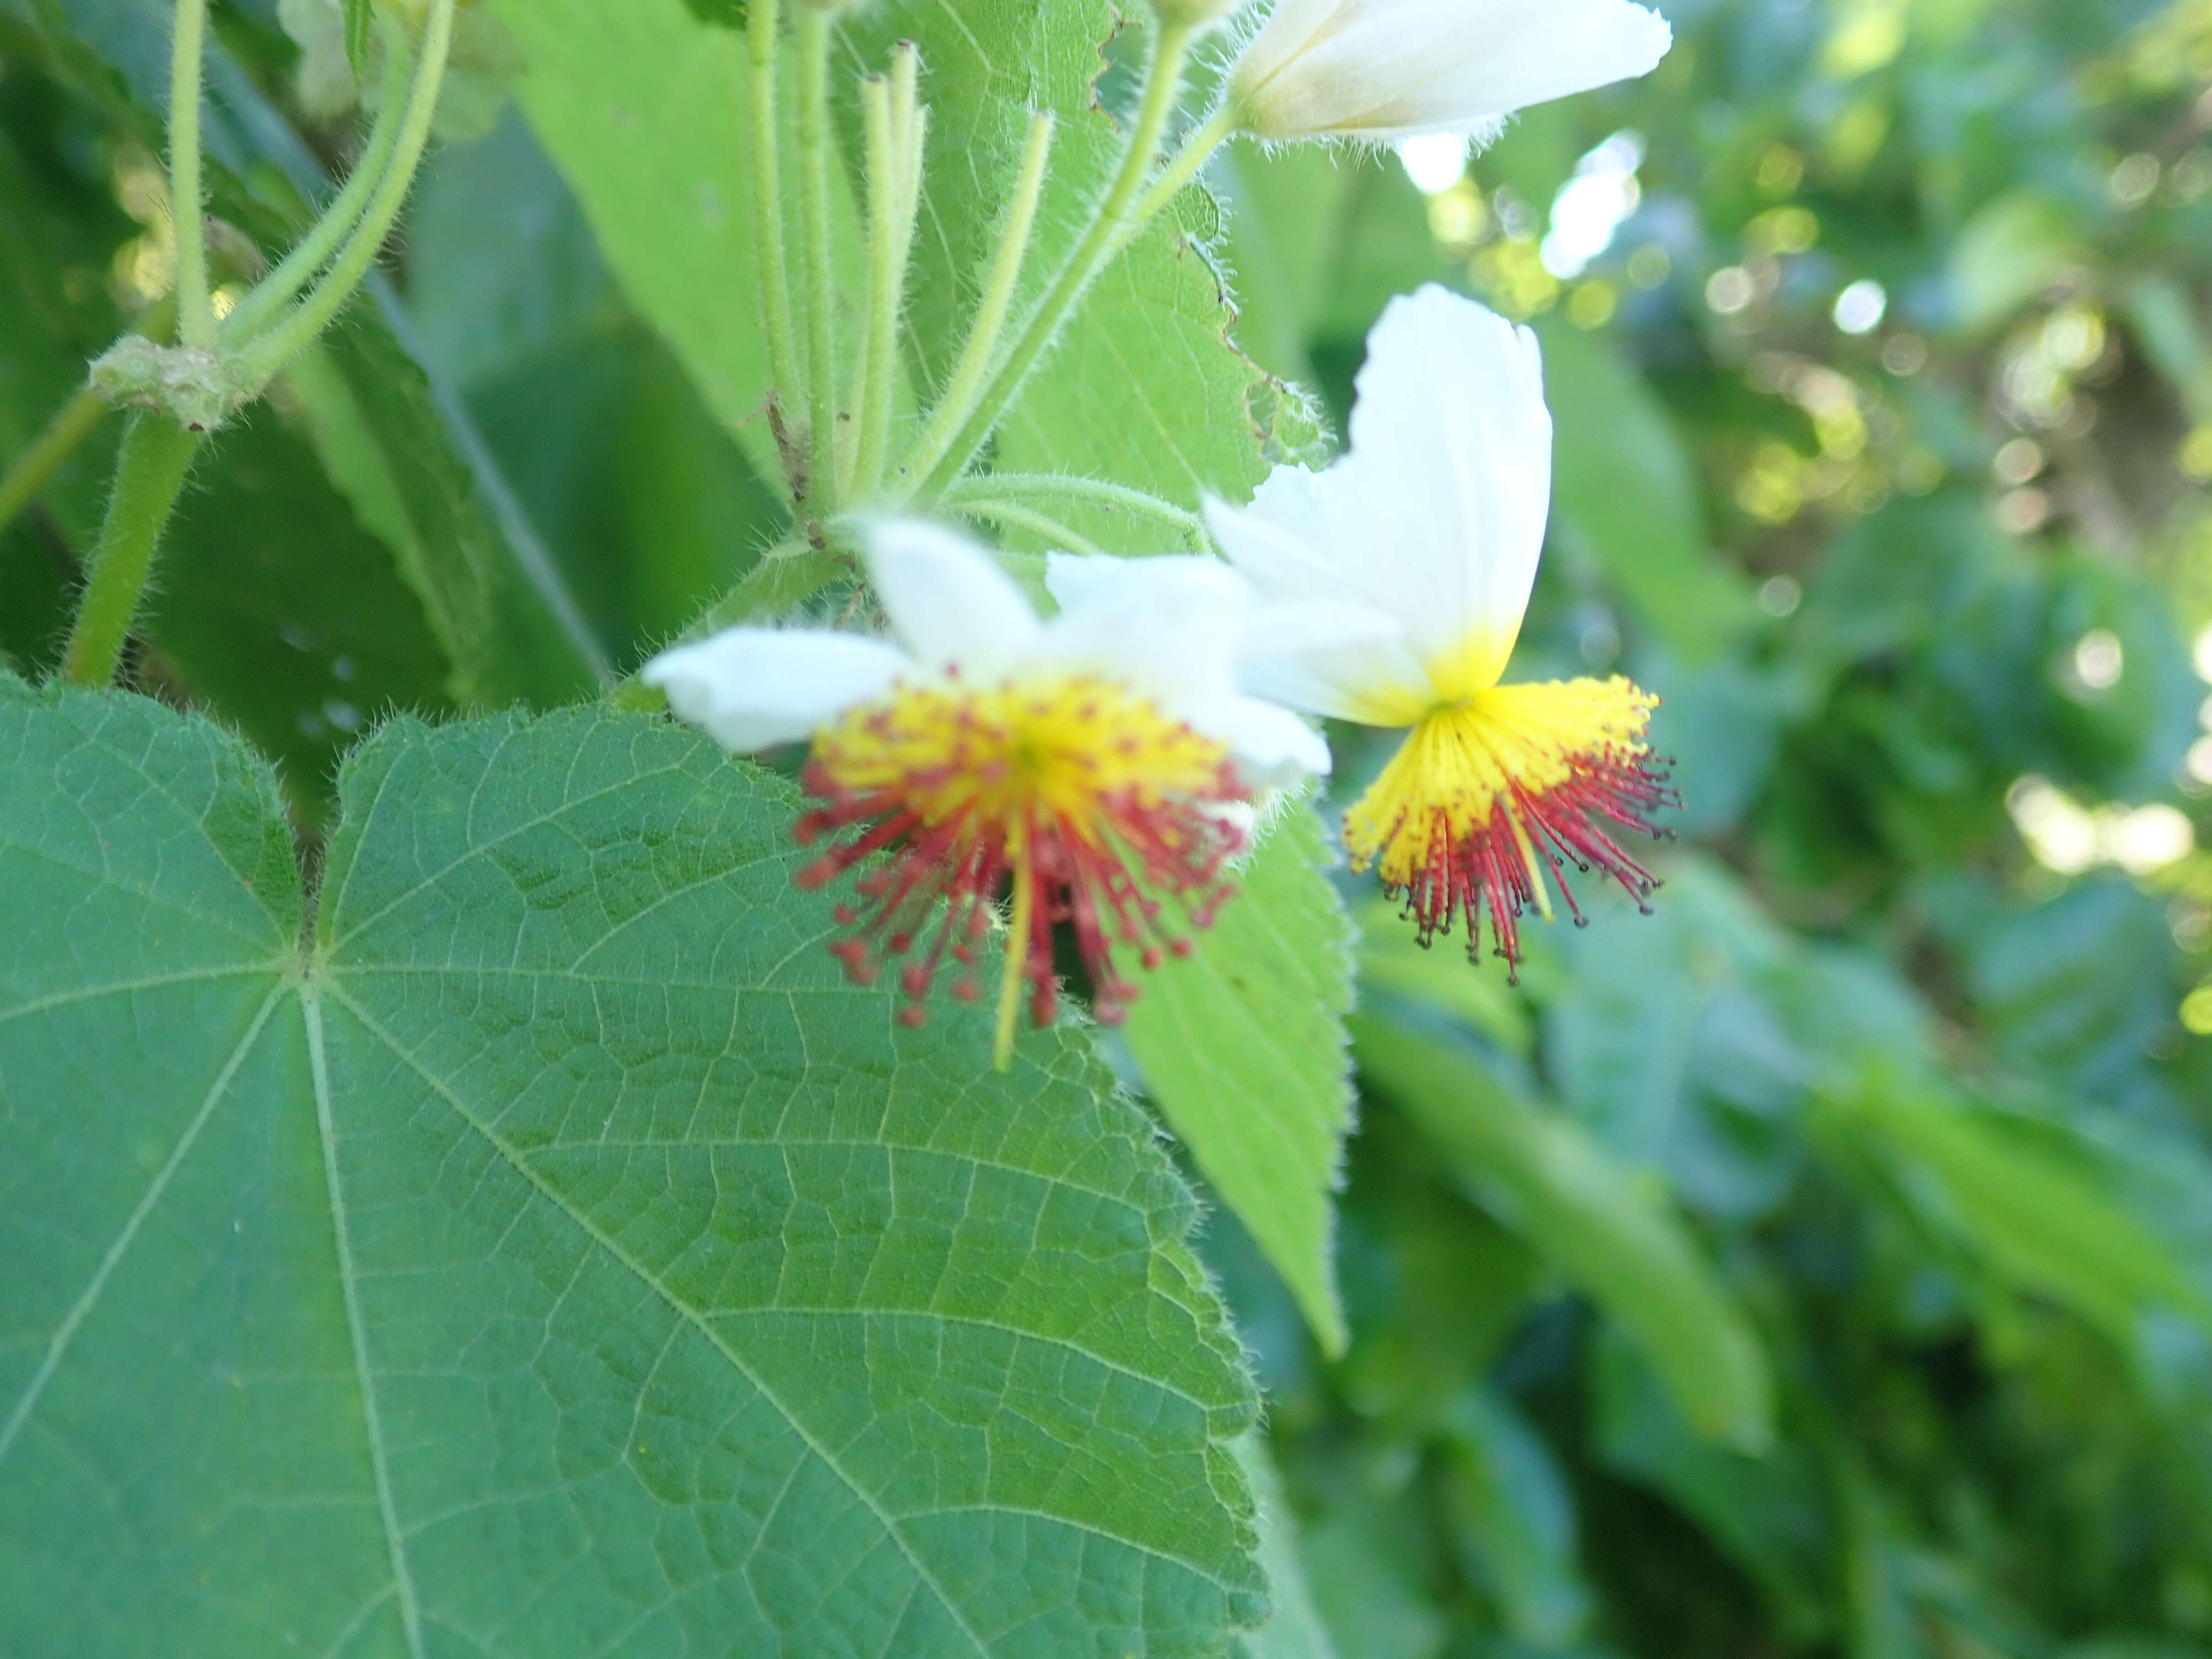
[813,674,1229,834]
[1343,675,1670,971]
[800,673,1245,1066]
[1346,678,1658,882]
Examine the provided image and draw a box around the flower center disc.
[796,673,1249,1065]
[1344,676,1674,971]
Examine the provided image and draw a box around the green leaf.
[1122,803,1356,1359]
[1350,1010,1775,1451]
[1590,1334,1830,1638]
[141,394,461,825]
[406,113,785,656]
[1353,893,1533,1058]
[20,0,609,699]
[0,678,1267,1657]
[1212,140,1354,385]
[1826,1077,2211,1345]
[1437,1390,1594,1646]
[1234,1433,1340,1659]
[1536,320,1752,662]
[484,0,814,491]
[0,116,127,674]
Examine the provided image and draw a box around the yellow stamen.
[802,672,1245,1057]
[813,675,1226,823]
[994,832,1032,1071]
[1345,676,1658,886]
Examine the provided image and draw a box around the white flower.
[643,520,1335,1062]
[1226,0,1673,145]
[1207,284,1674,968]
[644,521,1329,787]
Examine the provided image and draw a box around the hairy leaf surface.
[1123,804,1355,1358]
[0,678,1266,1658]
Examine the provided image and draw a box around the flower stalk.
[749,0,804,452]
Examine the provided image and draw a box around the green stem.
[889,41,924,233]
[0,392,109,541]
[238,0,456,385]
[749,0,802,424]
[795,6,841,518]
[890,111,1053,494]
[901,22,1197,503]
[0,294,178,540]
[952,497,1108,557]
[221,30,411,342]
[851,76,902,501]
[168,0,214,350]
[58,414,201,687]
[942,471,1207,546]
[1119,103,1234,254]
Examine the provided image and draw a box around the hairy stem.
[950,498,1108,557]
[1,294,179,540]
[1118,103,1234,255]
[942,471,1207,546]
[168,0,214,351]
[852,76,904,500]
[0,390,108,542]
[238,0,457,385]
[749,0,803,427]
[221,30,411,342]
[890,111,1054,495]
[902,22,1197,503]
[795,6,841,518]
[58,414,200,688]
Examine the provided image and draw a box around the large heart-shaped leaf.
[0,677,1265,1657]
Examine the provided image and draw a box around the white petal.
[1034,554,1252,709]
[865,518,1040,677]
[1234,0,1671,142]
[1237,598,1402,670]
[1041,551,1237,615]
[641,628,907,753]
[1344,285,1551,677]
[1187,694,1335,788]
[1238,619,1437,726]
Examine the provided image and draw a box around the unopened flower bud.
[1226,0,1671,144]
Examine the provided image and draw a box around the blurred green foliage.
[6,0,2212,1653]
[1213,2,2212,1653]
